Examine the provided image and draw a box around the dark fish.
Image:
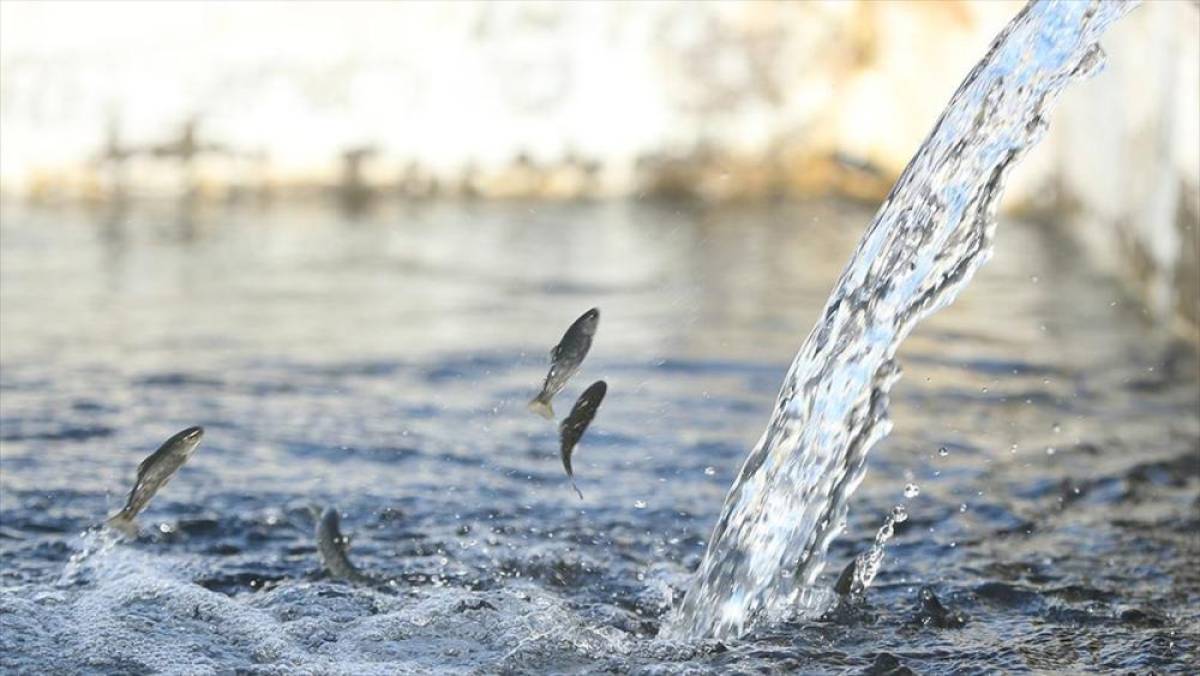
[316,507,374,585]
[105,426,204,537]
[559,380,607,499]
[914,586,968,628]
[529,308,599,419]
[833,558,857,597]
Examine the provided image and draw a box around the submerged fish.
[105,426,204,537]
[529,307,599,419]
[316,507,374,585]
[559,380,607,499]
[914,586,968,628]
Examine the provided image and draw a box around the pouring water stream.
[664,0,1139,640]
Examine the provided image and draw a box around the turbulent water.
[664,0,1141,640]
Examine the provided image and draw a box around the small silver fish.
[529,307,599,419]
[105,426,204,537]
[316,507,374,585]
[559,380,607,499]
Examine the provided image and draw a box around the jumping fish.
[105,426,204,537]
[529,307,599,419]
[559,380,607,499]
[316,507,375,585]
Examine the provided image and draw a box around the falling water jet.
[664,0,1139,641]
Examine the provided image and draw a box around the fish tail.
[104,512,138,538]
[528,395,555,420]
[571,479,583,500]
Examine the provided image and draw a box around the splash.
[664,0,1138,640]
[59,528,123,587]
[848,504,908,602]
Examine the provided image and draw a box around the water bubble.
[903,483,920,499]
[938,447,949,457]
[704,466,716,476]
[1052,423,1061,434]
[959,503,968,512]
[1030,275,1039,283]
[1045,447,1056,455]
[633,500,647,509]
[891,505,908,523]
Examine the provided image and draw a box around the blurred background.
[1,0,1196,334]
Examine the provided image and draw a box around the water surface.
[1,199,1197,673]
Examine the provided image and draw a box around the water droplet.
[938,447,949,457]
[704,466,716,476]
[903,483,920,499]
[891,505,908,523]
[1052,423,1061,434]
[633,500,647,509]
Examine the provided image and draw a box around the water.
[665,0,1141,640]
[1,9,1198,676]
[2,195,1196,672]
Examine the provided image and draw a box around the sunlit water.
[664,0,1145,640]
[1,195,1196,673]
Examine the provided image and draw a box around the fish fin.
[528,396,555,420]
[104,513,138,538]
[136,449,159,475]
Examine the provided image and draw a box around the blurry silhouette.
[338,145,378,215]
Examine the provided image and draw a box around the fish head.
[579,307,600,336]
[318,508,350,547]
[320,507,342,533]
[168,425,205,455]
